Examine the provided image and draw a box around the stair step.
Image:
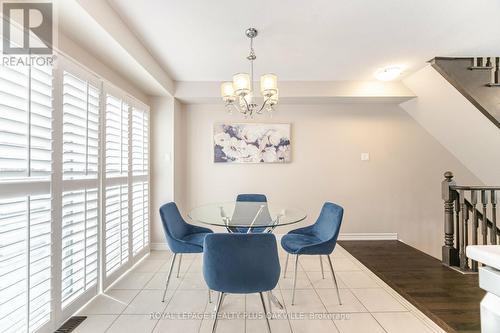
[487,83,500,87]
[468,66,494,70]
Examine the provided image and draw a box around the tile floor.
[75,246,445,333]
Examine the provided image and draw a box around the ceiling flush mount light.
[374,66,403,81]
[220,28,279,117]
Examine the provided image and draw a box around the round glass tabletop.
[188,202,307,229]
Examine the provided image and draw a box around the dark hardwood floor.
[338,240,484,333]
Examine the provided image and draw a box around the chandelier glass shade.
[220,28,279,117]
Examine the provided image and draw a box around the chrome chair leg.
[162,253,177,302]
[319,255,325,279]
[214,291,221,311]
[267,291,272,316]
[208,289,212,303]
[326,255,342,305]
[176,253,183,278]
[291,254,299,305]
[283,253,289,278]
[259,292,272,333]
[212,292,225,333]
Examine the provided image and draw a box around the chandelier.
[220,28,279,117]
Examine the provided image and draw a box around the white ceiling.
[107,0,500,82]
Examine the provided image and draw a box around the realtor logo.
[2,2,53,54]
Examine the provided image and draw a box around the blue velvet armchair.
[203,233,280,333]
[281,202,344,305]
[159,202,213,301]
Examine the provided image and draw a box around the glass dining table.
[188,201,307,233]
[188,201,307,310]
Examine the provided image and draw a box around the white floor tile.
[246,317,291,333]
[133,259,166,273]
[289,319,339,333]
[351,288,408,312]
[199,318,245,333]
[123,289,170,314]
[106,314,158,333]
[278,271,313,290]
[178,272,209,290]
[72,315,117,333]
[306,271,347,289]
[281,289,327,313]
[336,271,380,288]
[78,290,139,315]
[327,258,362,271]
[219,293,245,313]
[333,313,385,333]
[165,290,209,313]
[153,318,203,333]
[317,289,367,313]
[372,312,436,333]
[110,272,154,290]
[144,271,183,290]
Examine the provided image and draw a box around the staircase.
[442,171,500,272]
[431,57,500,129]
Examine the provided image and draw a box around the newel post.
[442,171,459,266]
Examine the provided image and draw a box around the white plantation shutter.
[104,184,129,276]
[62,72,99,179]
[103,92,131,280]
[0,195,52,333]
[132,181,149,255]
[60,189,98,308]
[0,65,52,178]
[131,106,149,256]
[0,62,53,333]
[59,67,100,312]
[1,55,151,332]
[105,95,128,177]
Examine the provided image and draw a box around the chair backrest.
[159,202,191,248]
[312,202,344,249]
[236,194,267,202]
[233,194,271,228]
[203,233,280,294]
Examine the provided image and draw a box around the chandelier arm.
[241,94,252,114]
[256,97,272,114]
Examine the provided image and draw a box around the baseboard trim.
[338,232,398,240]
[151,232,398,251]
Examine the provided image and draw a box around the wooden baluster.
[442,172,458,266]
[491,190,498,245]
[455,196,460,249]
[471,190,478,271]
[495,57,500,84]
[459,190,468,270]
[481,190,488,244]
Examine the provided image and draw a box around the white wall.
[169,102,480,258]
[401,65,500,184]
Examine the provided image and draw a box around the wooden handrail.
[462,196,500,236]
[451,185,500,191]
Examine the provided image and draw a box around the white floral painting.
[213,123,291,163]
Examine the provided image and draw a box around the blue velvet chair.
[203,233,280,333]
[159,202,213,302]
[281,202,344,305]
[232,194,271,233]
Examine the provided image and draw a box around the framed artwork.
[213,123,291,163]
